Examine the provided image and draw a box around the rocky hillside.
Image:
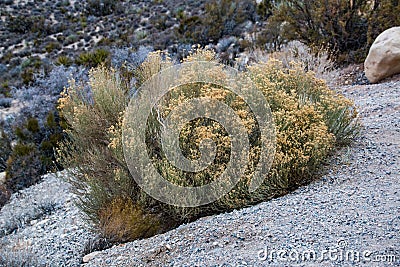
[0,0,260,89]
[0,77,399,266]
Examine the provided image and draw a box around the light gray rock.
[83,251,102,263]
[0,172,5,184]
[365,27,400,83]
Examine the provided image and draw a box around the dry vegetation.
[57,48,359,243]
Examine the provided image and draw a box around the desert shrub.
[21,69,34,85]
[98,197,161,243]
[255,14,288,52]
[256,0,282,20]
[75,49,110,67]
[0,82,11,98]
[0,184,11,208]
[367,0,400,46]
[56,55,73,67]
[58,49,358,243]
[45,41,61,53]
[5,114,64,192]
[176,0,256,45]
[19,57,43,85]
[7,15,33,34]
[269,0,370,64]
[0,67,88,193]
[249,41,338,86]
[0,129,12,172]
[85,0,122,16]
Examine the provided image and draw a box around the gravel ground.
[0,80,399,267]
[84,81,400,267]
[0,172,96,267]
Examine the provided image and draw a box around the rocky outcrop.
[365,27,400,83]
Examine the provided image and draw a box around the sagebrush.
[58,48,359,243]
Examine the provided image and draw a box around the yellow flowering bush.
[58,49,358,243]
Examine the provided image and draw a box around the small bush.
[56,56,73,67]
[176,0,256,45]
[0,82,12,97]
[7,15,33,34]
[249,41,338,86]
[75,49,110,67]
[58,48,358,243]
[0,184,11,208]
[0,129,12,172]
[98,197,161,243]
[367,0,400,46]
[5,113,64,192]
[85,0,122,16]
[45,41,61,53]
[269,0,370,64]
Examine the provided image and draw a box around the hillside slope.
[0,80,399,266]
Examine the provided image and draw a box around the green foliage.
[56,55,73,67]
[45,41,61,53]
[256,0,281,19]
[176,0,256,44]
[21,68,34,85]
[0,129,12,172]
[0,82,11,98]
[20,57,43,85]
[75,49,110,67]
[58,49,358,243]
[5,113,64,192]
[6,15,49,36]
[85,0,122,16]
[367,0,400,46]
[7,15,33,34]
[270,0,371,64]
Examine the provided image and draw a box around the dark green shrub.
[0,82,12,98]
[20,57,43,85]
[367,0,400,46]
[5,143,43,192]
[75,49,110,67]
[21,68,34,85]
[0,129,12,172]
[56,56,73,67]
[176,0,256,45]
[45,41,61,53]
[5,113,64,192]
[85,0,122,16]
[256,0,281,20]
[0,184,11,208]
[7,15,33,34]
[270,0,371,64]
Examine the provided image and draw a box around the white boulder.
[364,27,400,83]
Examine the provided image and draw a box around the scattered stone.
[0,172,5,184]
[82,251,102,263]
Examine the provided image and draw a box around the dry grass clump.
[58,48,358,243]
[98,197,161,243]
[247,41,339,86]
